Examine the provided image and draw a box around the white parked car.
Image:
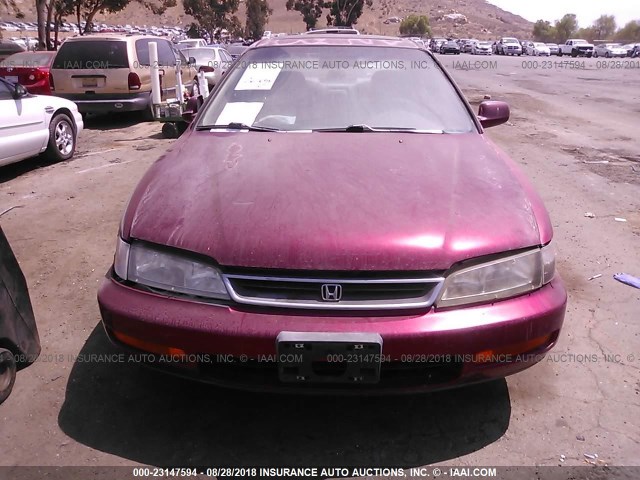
[546,43,560,55]
[0,78,83,168]
[593,43,628,58]
[177,38,208,49]
[526,42,551,56]
[181,46,233,91]
[471,41,493,55]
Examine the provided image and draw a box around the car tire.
[44,113,76,162]
[593,51,598,58]
[605,52,611,58]
[141,94,154,122]
[191,78,200,97]
[0,348,16,405]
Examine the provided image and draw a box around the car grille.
[222,272,444,310]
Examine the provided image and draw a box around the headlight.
[113,239,229,299]
[437,244,556,308]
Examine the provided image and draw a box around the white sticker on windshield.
[235,62,282,90]
[215,102,264,126]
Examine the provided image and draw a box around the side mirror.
[477,100,510,128]
[12,83,28,99]
[188,56,196,65]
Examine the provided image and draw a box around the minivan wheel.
[0,348,16,405]
[45,113,75,162]
[142,94,155,121]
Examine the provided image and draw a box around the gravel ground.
[0,54,639,470]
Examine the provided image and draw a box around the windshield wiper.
[314,124,444,133]
[196,122,280,132]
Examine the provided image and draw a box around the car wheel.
[45,113,75,162]
[0,348,16,405]
[141,94,155,121]
[558,51,563,57]
[605,52,611,58]
[191,78,200,97]
[161,122,180,139]
[593,51,598,58]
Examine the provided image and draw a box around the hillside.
[4,0,533,40]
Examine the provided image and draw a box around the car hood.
[124,131,551,271]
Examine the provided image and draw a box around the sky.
[487,0,639,27]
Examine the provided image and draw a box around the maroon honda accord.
[98,35,567,393]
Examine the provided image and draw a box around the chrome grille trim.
[222,273,444,310]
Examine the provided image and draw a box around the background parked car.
[0,77,83,167]
[226,43,248,60]
[440,40,461,54]
[526,42,551,56]
[496,37,522,56]
[471,41,493,55]
[50,35,198,119]
[593,43,628,58]
[0,41,25,62]
[0,226,41,405]
[621,43,640,56]
[546,43,560,55]
[176,38,208,49]
[462,39,477,53]
[429,37,447,52]
[521,40,534,54]
[0,52,56,95]
[180,46,232,91]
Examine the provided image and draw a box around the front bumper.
[55,92,150,114]
[98,275,567,394]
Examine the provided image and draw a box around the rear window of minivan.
[52,40,129,69]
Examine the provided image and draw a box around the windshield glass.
[197,46,475,133]
[183,48,219,64]
[503,38,518,43]
[52,41,129,69]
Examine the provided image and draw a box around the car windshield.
[197,46,476,133]
[534,43,546,47]
[479,42,491,46]
[503,38,518,43]
[1,52,55,68]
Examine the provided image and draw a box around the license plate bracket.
[82,78,98,87]
[276,332,383,384]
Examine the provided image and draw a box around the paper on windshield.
[235,62,282,90]
[215,102,264,126]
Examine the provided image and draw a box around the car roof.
[61,34,166,42]
[252,34,421,49]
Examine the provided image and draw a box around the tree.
[286,0,324,31]
[592,14,616,40]
[532,19,556,43]
[399,14,430,37]
[554,14,578,42]
[575,27,596,42]
[614,20,640,42]
[325,0,372,27]
[183,0,241,41]
[245,0,272,40]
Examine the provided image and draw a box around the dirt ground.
[0,54,639,470]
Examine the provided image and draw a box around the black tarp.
[0,225,40,365]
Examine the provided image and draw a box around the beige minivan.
[50,34,199,119]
